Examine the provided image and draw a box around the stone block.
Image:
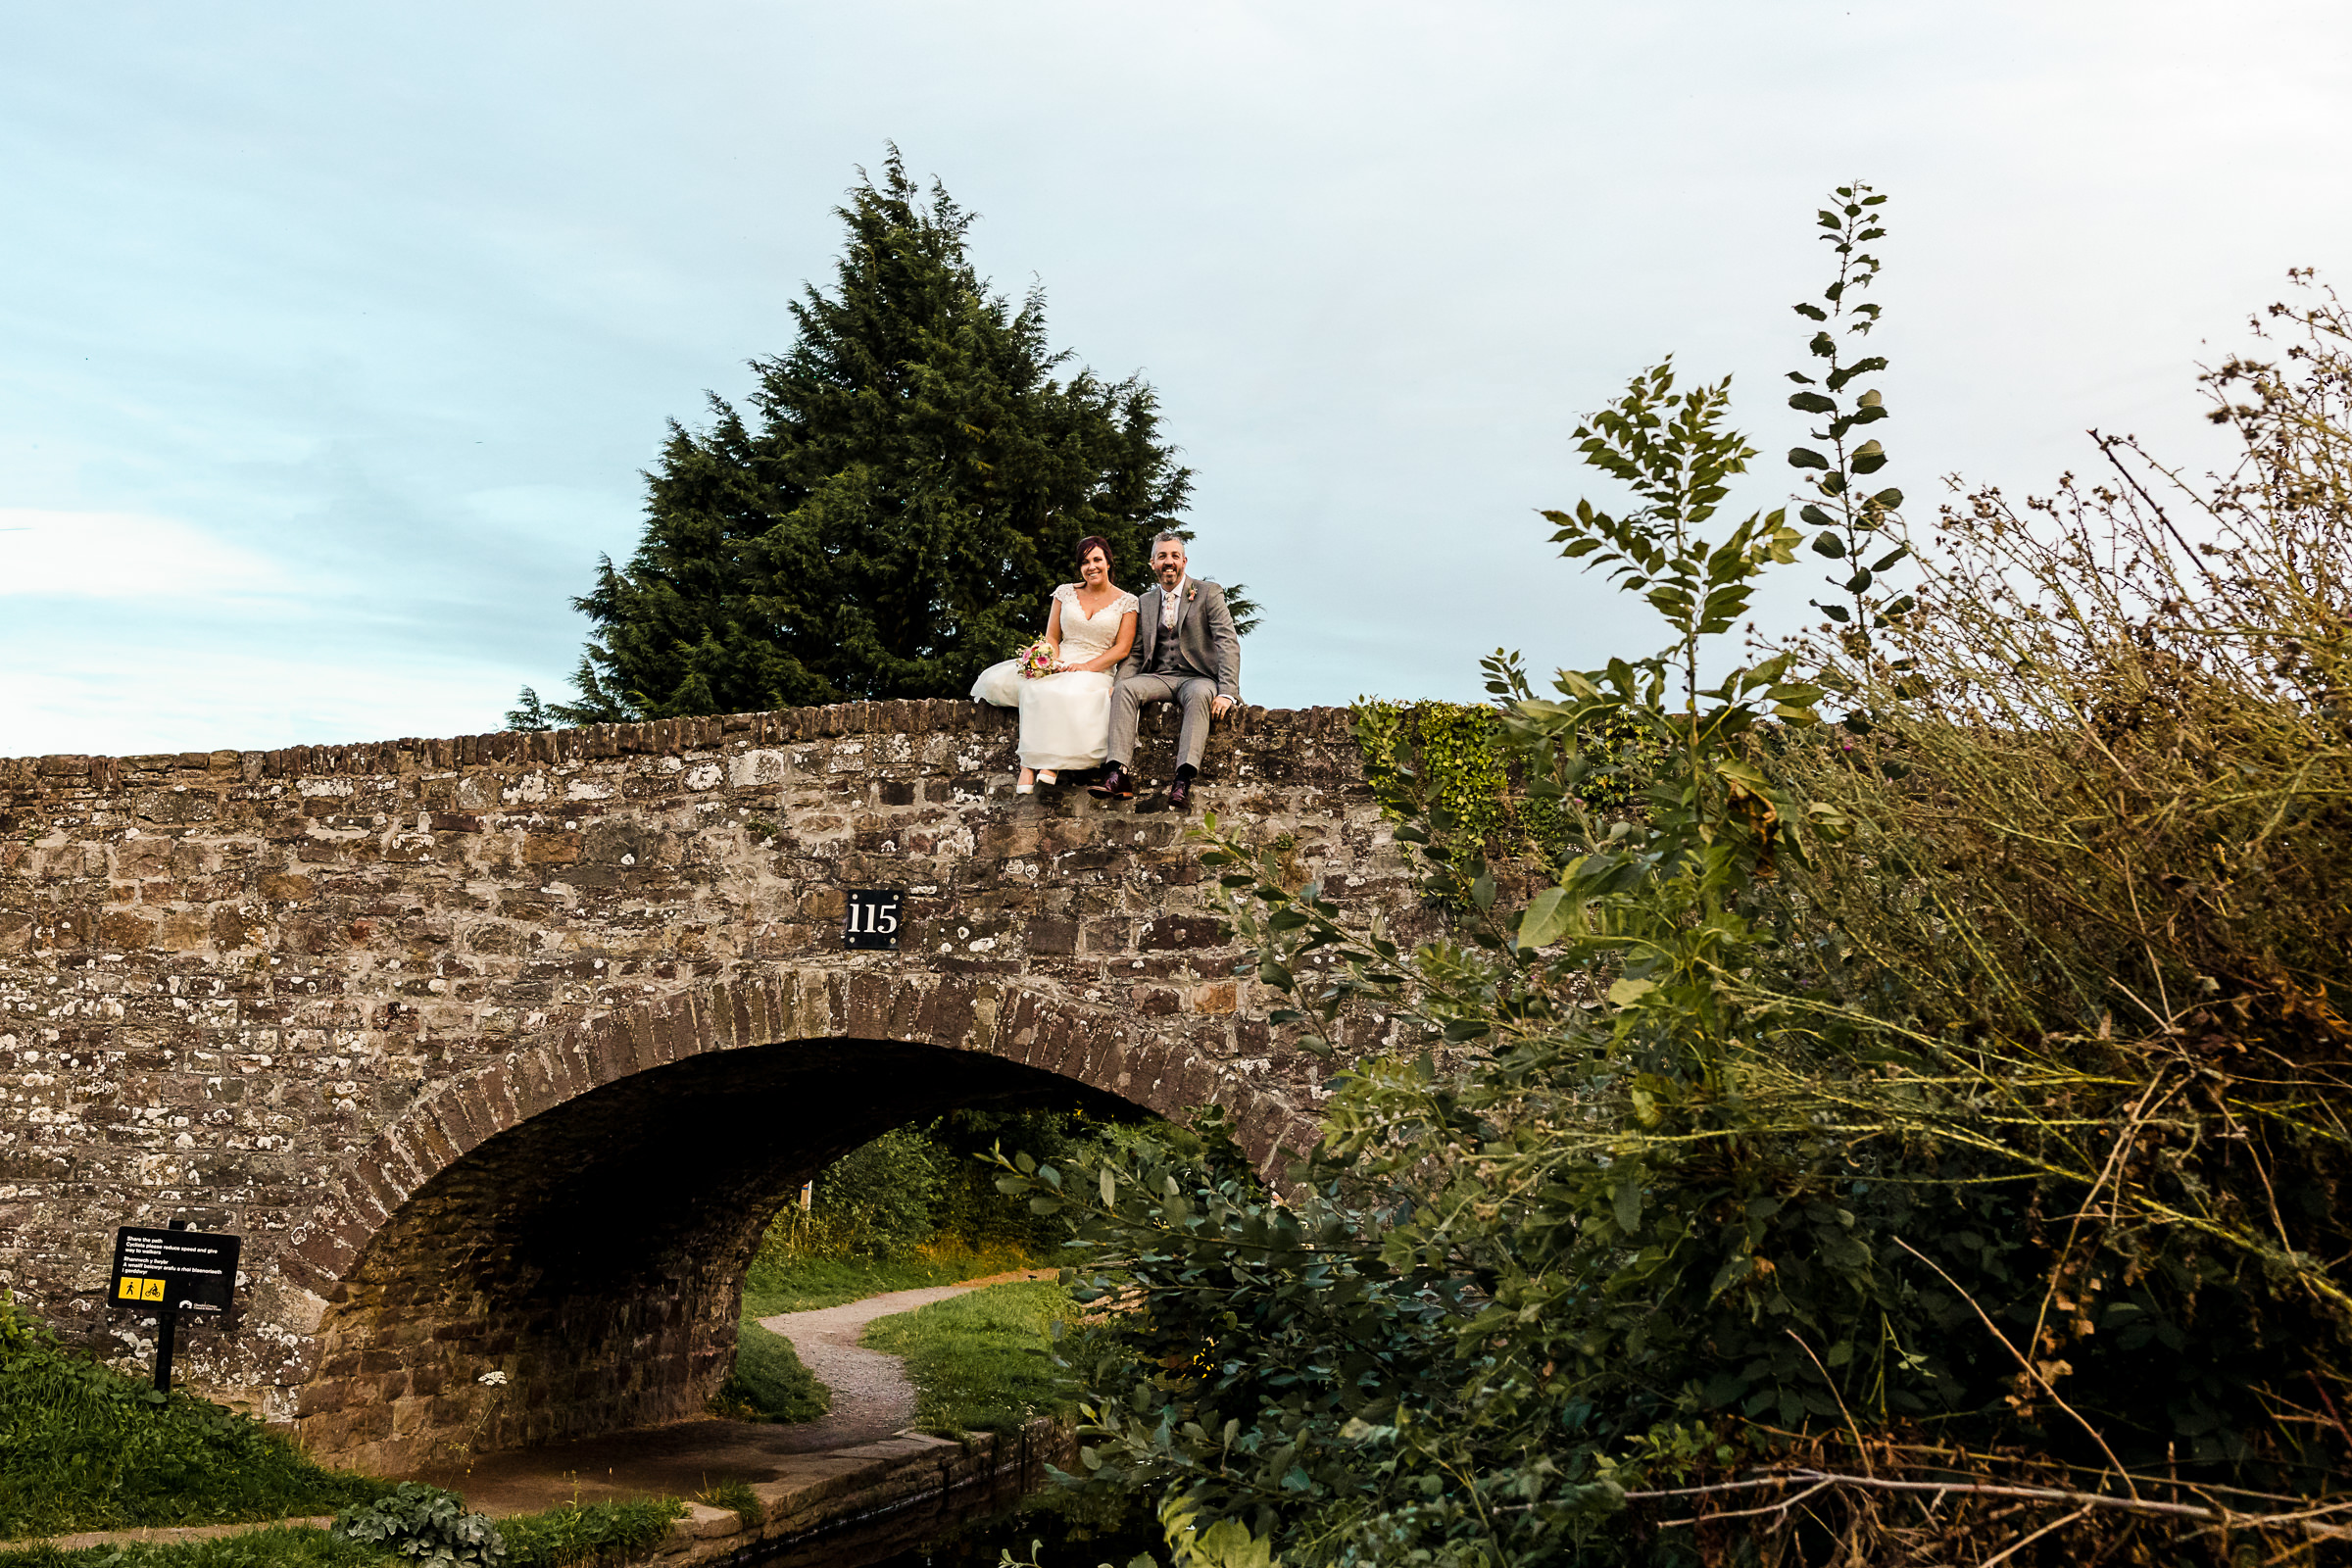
[159,910,209,950]
[1138,915,1226,951]
[97,909,159,948]
[1081,917,1133,954]
[680,1501,745,1540]
[1190,981,1240,1014]
[521,833,580,864]
[258,872,315,902]
[1025,914,1078,956]
[295,1377,348,1416]
[209,905,263,948]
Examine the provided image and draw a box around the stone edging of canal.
[644,1418,1068,1566]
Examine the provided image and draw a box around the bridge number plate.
[844,889,905,951]
[111,1226,240,1315]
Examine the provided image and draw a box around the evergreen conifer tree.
[542,151,1194,722]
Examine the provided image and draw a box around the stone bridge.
[0,701,1427,1474]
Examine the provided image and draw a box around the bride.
[971,536,1139,793]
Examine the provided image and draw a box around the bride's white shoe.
[1037,769,1057,786]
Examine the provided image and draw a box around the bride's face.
[1080,548,1108,587]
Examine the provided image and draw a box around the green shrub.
[753,1108,1134,1267]
[808,1126,945,1256]
[329,1485,500,1568]
[1013,201,2352,1566]
[925,1108,1116,1250]
[0,1294,390,1536]
[740,1238,1044,1317]
[497,1498,683,1568]
[710,1320,827,1424]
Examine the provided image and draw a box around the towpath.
[404,1268,1053,1514]
[752,1273,1021,1448]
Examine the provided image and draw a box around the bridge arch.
[287,972,1314,1470]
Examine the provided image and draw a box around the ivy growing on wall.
[1353,693,1647,876]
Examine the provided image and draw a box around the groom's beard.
[1157,568,1183,589]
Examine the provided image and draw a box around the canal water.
[723,1434,1162,1568]
[851,1494,1163,1568]
[741,1494,1161,1568]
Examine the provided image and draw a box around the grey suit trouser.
[1110,673,1219,774]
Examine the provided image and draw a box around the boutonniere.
[1185,587,1197,602]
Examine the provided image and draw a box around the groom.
[1090,531,1242,811]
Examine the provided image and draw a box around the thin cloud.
[0,510,296,600]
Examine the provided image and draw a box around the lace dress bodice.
[969,583,1138,771]
[1053,583,1138,662]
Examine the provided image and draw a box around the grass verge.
[0,1297,390,1537]
[0,1497,690,1568]
[0,1527,382,1568]
[500,1497,685,1568]
[709,1320,828,1425]
[860,1281,1076,1438]
[740,1238,1043,1316]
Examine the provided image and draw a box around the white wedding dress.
[970,583,1139,771]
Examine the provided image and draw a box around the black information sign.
[112,1225,240,1316]
[844,888,904,951]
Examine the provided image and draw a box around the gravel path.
[759,1269,1053,1446]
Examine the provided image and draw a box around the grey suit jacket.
[1120,578,1242,701]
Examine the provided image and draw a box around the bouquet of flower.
[1017,640,1058,679]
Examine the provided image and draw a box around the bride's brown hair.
[1074,535,1112,570]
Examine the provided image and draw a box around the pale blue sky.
[4,1,2347,755]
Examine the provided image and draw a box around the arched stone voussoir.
[310,961,1298,1294]
[304,968,1121,1281]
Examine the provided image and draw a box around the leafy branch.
[1788,181,1910,667]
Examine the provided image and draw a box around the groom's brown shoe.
[1088,764,1135,801]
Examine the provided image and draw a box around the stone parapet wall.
[0,700,1424,1471]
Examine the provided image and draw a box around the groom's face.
[1152,540,1187,590]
